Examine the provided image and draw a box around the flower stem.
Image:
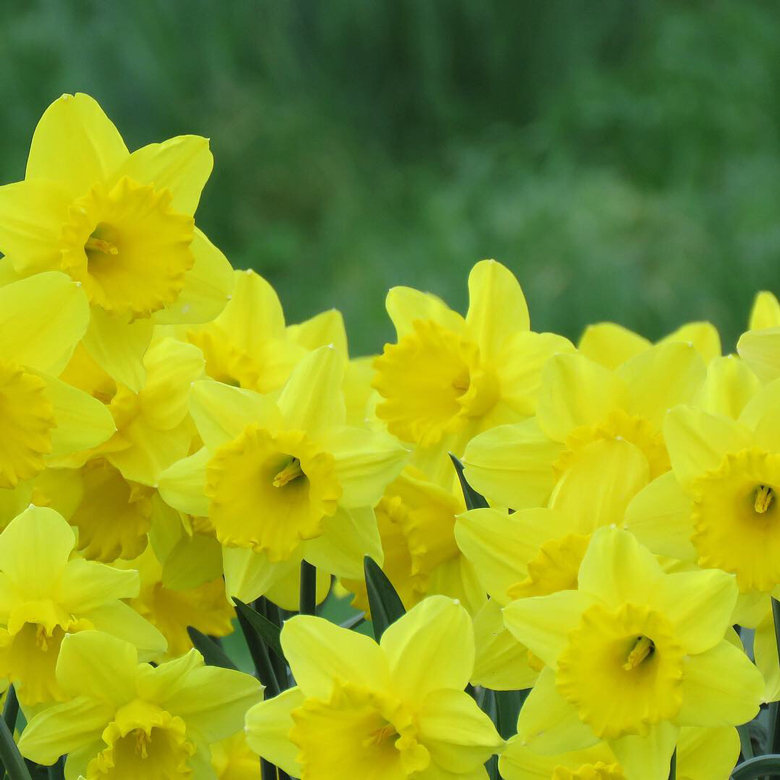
[300,560,317,616]
[771,597,780,755]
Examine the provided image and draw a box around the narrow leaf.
[0,714,31,780]
[299,560,317,616]
[730,754,780,779]
[235,608,281,699]
[187,627,238,671]
[364,556,405,641]
[450,453,489,509]
[233,599,285,662]
[494,689,524,740]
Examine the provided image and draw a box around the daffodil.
[0,273,115,512]
[372,259,574,451]
[502,527,762,778]
[211,732,260,779]
[500,725,739,780]
[462,342,705,511]
[342,466,485,616]
[245,595,503,778]
[159,345,407,601]
[739,292,780,382]
[0,93,233,390]
[456,436,650,690]
[0,506,165,704]
[19,630,262,778]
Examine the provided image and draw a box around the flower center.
[205,425,341,561]
[0,362,56,489]
[691,448,780,592]
[60,177,195,319]
[622,635,654,671]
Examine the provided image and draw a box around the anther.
[273,458,303,488]
[623,636,654,671]
[755,485,775,514]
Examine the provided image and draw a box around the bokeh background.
[2,0,779,355]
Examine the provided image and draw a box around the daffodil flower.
[0,506,165,705]
[19,631,262,778]
[245,596,503,778]
[372,259,574,450]
[462,342,706,511]
[0,93,234,391]
[159,345,407,601]
[502,527,762,779]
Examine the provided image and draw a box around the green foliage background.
[2,0,778,355]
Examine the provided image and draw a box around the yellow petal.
[537,354,626,443]
[263,560,331,611]
[503,590,595,670]
[738,327,780,383]
[609,721,678,780]
[157,447,210,518]
[281,614,389,698]
[288,308,348,356]
[624,472,696,560]
[26,93,127,193]
[55,630,137,703]
[579,322,651,370]
[465,259,529,359]
[754,609,780,702]
[322,427,408,508]
[577,527,664,610]
[677,640,763,726]
[385,286,465,339]
[302,505,383,579]
[462,420,562,510]
[278,346,346,434]
[0,506,75,597]
[677,726,740,780]
[619,342,707,429]
[659,322,721,363]
[549,438,650,533]
[381,596,473,703]
[83,601,168,661]
[516,667,599,755]
[222,546,299,603]
[0,180,72,274]
[112,135,212,216]
[161,533,223,591]
[749,291,780,331]
[738,378,780,452]
[0,273,88,374]
[663,406,752,486]
[152,229,234,326]
[417,688,503,772]
[216,269,286,347]
[245,687,306,776]
[82,306,154,392]
[59,559,139,613]
[18,696,114,765]
[696,356,759,420]
[471,598,538,690]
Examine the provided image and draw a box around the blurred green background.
[2,0,778,356]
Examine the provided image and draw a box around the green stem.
[738,723,755,760]
[0,711,31,780]
[771,598,780,755]
[256,598,288,691]
[47,758,65,779]
[261,758,276,780]
[235,609,280,699]
[668,748,676,780]
[299,561,317,616]
[2,688,18,735]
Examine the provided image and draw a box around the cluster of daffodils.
[0,93,777,780]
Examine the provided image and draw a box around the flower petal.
[753,610,780,702]
[578,322,650,370]
[385,286,464,339]
[83,602,168,661]
[677,726,740,780]
[697,356,759,421]
[245,687,306,776]
[59,559,139,613]
[222,546,299,603]
[738,327,780,382]
[157,446,210,517]
[609,721,678,780]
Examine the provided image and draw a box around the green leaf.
[0,712,31,780]
[364,556,405,641]
[234,607,281,698]
[494,689,525,740]
[187,627,238,671]
[730,754,780,779]
[233,599,285,662]
[450,453,489,509]
[299,560,317,616]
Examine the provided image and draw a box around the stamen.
[754,485,775,514]
[362,723,397,748]
[35,624,49,652]
[273,457,303,488]
[85,236,119,256]
[134,729,150,759]
[623,635,654,671]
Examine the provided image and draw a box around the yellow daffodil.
[0,506,165,704]
[462,342,705,511]
[503,527,762,778]
[372,259,574,451]
[245,595,503,778]
[211,732,260,779]
[0,273,115,510]
[159,345,407,601]
[0,93,233,390]
[19,631,262,778]
[500,725,739,780]
[456,436,649,690]
[342,466,485,616]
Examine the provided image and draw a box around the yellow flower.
[372,259,574,449]
[211,732,260,779]
[159,345,407,601]
[0,506,165,704]
[0,93,233,390]
[19,631,262,778]
[245,596,503,778]
[462,342,705,511]
[500,725,740,780]
[0,273,115,502]
[502,527,762,778]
